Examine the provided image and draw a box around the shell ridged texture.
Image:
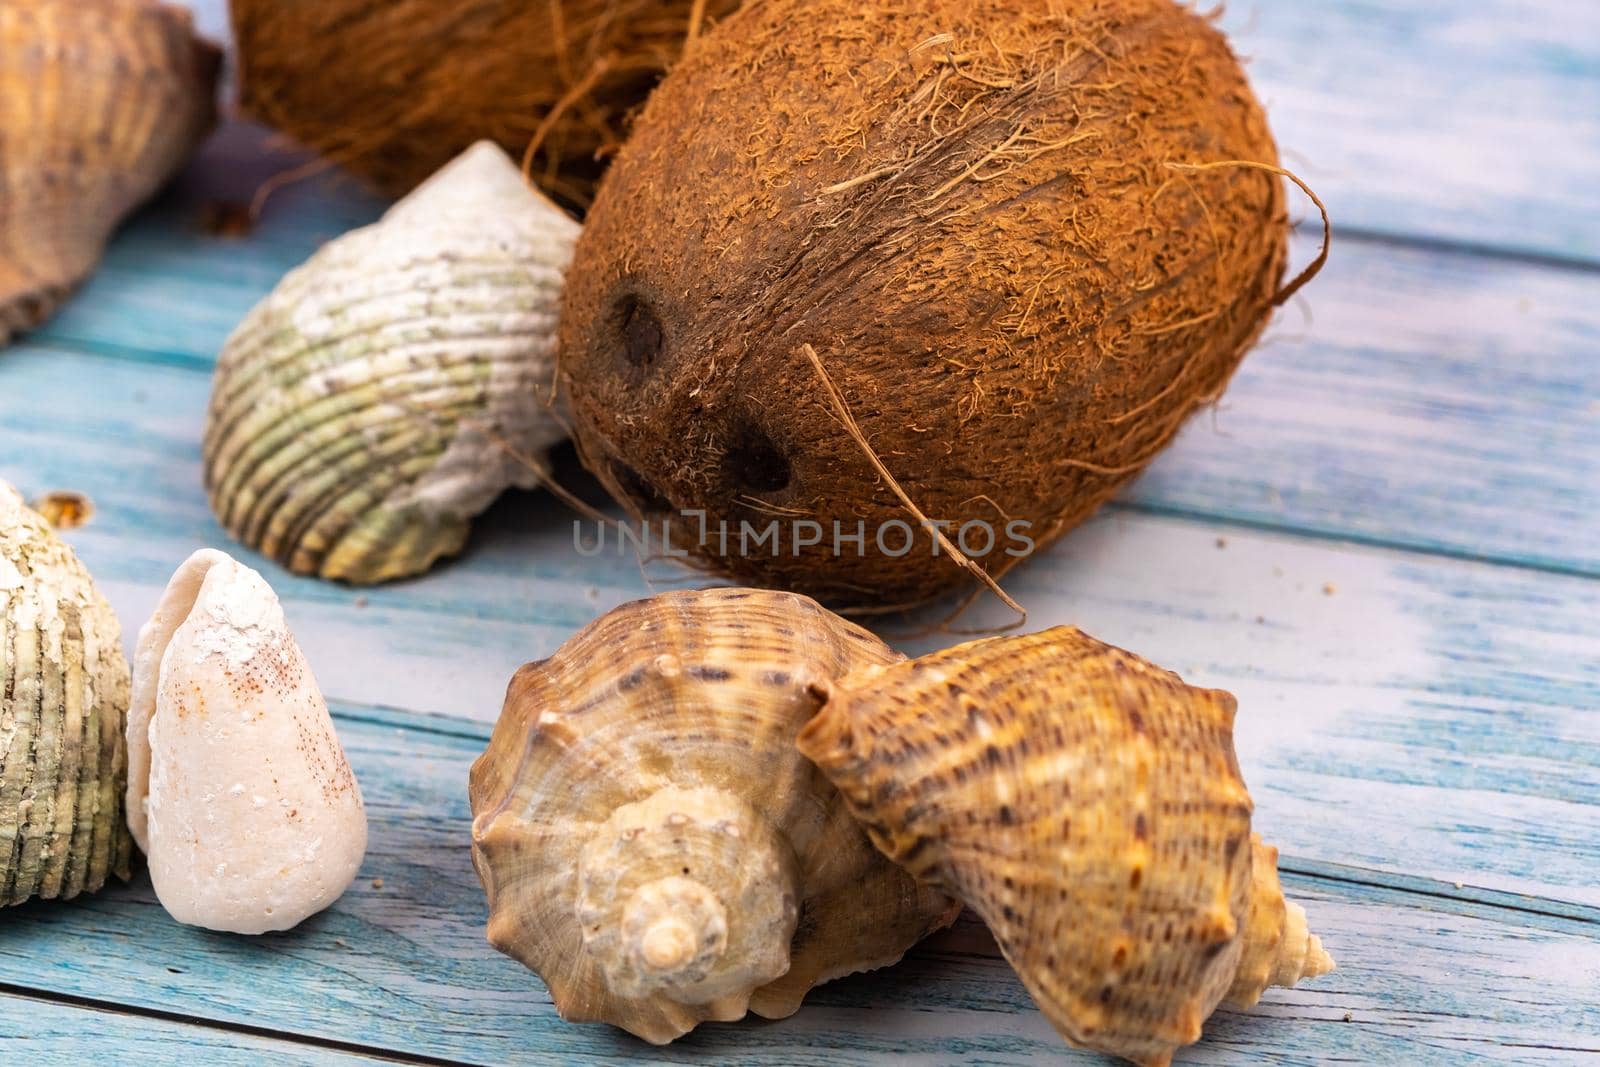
[0,0,218,343]
[1,481,133,906]
[203,143,580,585]
[798,626,1332,1066]
[1226,834,1333,1010]
[558,0,1288,605]
[232,0,744,209]
[468,588,958,1043]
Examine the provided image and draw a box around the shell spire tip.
[1269,899,1335,989]
[1303,931,1336,979]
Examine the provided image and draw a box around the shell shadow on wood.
[203,141,580,585]
[0,0,219,344]
[798,626,1333,1067]
[468,588,959,1043]
[1,480,133,906]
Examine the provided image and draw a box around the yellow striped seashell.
[203,141,580,584]
[798,625,1334,1067]
[468,587,959,1043]
[0,0,219,343]
[1,480,133,905]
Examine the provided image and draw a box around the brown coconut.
[558,0,1296,607]
[231,0,742,208]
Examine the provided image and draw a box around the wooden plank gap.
[1281,861,1600,931]
[328,699,493,745]
[0,982,471,1067]
[1112,500,1600,583]
[1313,221,1600,278]
[13,336,216,375]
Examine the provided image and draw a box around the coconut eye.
[612,292,664,372]
[726,421,791,494]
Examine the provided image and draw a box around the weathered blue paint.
[18,162,1600,581]
[1218,0,1600,262]
[2,0,1598,1060]
[0,700,1595,1064]
[3,336,1599,906]
[0,993,384,1065]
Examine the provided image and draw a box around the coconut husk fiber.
[558,0,1301,608]
[231,0,742,208]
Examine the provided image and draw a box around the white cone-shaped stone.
[127,549,367,933]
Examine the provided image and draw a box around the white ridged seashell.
[203,140,581,584]
[1,480,133,906]
[127,549,367,933]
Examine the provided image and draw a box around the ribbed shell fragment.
[1,480,133,906]
[203,141,580,584]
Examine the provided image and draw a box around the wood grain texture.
[1221,0,1600,261]
[21,157,1598,580]
[25,126,385,370]
[2,338,1597,904]
[1,701,1594,1065]
[1132,231,1600,576]
[2,0,1598,1059]
[0,992,385,1065]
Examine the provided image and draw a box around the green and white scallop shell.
[203,141,581,584]
[1,480,133,906]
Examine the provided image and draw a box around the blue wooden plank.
[0,3,1596,1058]
[1223,0,1600,262]
[0,992,385,1065]
[1,700,1594,1065]
[2,340,1598,904]
[26,126,385,370]
[18,144,1600,578]
[1128,231,1600,578]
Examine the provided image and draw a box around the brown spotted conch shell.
[126,549,368,933]
[798,626,1334,1066]
[202,140,580,585]
[468,587,959,1043]
[1,479,133,905]
[0,0,219,343]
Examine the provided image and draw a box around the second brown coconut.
[558,0,1293,606]
[232,0,742,209]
